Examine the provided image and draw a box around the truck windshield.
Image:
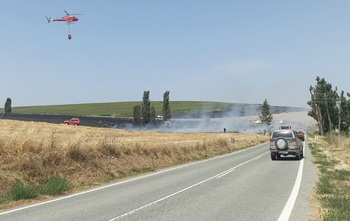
[272,131,293,138]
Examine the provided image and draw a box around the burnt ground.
[1,113,132,128]
[0,106,309,132]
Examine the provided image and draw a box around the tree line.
[5,75,348,136]
[308,76,350,136]
[133,91,171,125]
[258,76,350,136]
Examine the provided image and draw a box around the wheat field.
[0,119,267,198]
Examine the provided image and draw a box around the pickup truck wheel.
[295,152,301,160]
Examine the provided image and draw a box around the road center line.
[108,152,269,220]
[215,152,267,179]
[278,159,304,221]
[216,169,236,178]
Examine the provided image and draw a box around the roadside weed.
[8,177,70,201]
[9,180,39,201]
[310,138,350,221]
[39,177,70,196]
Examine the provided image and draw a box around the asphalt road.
[0,140,316,221]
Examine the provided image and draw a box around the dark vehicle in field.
[64,118,80,125]
[269,129,304,160]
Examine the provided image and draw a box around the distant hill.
[0,102,308,130]
[1,101,307,119]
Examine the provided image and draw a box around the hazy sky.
[1,1,349,108]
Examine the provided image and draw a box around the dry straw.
[0,119,267,196]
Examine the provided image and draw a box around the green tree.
[338,91,348,133]
[259,99,273,125]
[4,98,12,116]
[345,92,350,134]
[162,91,171,121]
[308,85,324,135]
[142,91,151,124]
[150,105,156,124]
[133,105,142,124]
[307,77,339,135]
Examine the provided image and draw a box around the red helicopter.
[46,10,82,40]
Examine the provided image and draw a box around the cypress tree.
[259,99,273,125]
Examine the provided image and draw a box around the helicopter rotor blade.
[64,10,82,16]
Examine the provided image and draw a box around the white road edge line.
[278,159,304,221]
[108,152,269,221]
[0,143,267,216]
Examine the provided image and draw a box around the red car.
[64,118,80,125]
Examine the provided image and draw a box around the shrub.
[9,180,38,201]
[6,177,70,202]
[40,177,70,196]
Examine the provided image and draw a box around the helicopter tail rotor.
[45,16,52,23]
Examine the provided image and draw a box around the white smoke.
[115,105,317,134]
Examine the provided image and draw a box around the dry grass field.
[308,135,350,220]
[0,119,267,207]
